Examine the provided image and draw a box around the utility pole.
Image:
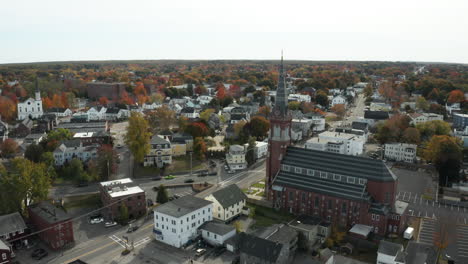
[190,151,193,177]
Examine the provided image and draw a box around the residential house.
[99,178,146,220]
[363,110,390,126]
[0,118,8,142]
[305,131,365,156]
[104,108,126,121]
[239,101,260,115]
[14,118,33,138]
[238,232,290,264]
[226,145,247,170]
[71,112,90,123]
[370,102,392,112]
[17,81,43,120]
[180,107,199,119]
[261,225,298,264]
[53,139,99,166]
[153,196,213,248]
[384,143,417,163]
[199,221,236,246]
[0,212,28,248]
[57,121,110,134]
[142,102,162,111]
[288,93,311,103]
[243,141,268,160]
[73,131,111,146]
[377,240,437,264]
[171,133,193,156]
[205,184,247,222]
[28,201,74,250]
[144,135,172,167]
[230,107,250,124]
[24,133,46,145]
[198,95,213,105]
[331,95,347,108]
[453,113,468,129]
[446,102,461,115]
[36,114,58,133]
[292,119,314,138]
[409,113,443,126]
[0,239,13,264]
[377,240,404,264]
[86,106,107,121]
[46,108,73,117]
[289,215,330,249]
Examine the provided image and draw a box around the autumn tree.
[193,137,207,160]
[125,112,151,163]
[146,105,176,132]
[416,97,429,111]
[99,96,109,106]
[200,108,215,122]
[0,139,18,158]
[288,101,301,111]
[120,90,134,105]
[246,116,270,140]
[233,120,247,139]
[185,122,210,138]
[402,127,421,145]
[315,90,329,107]
[42,97,53,110]
[0,96,16,121]
[257,106,271,117]
[216,86,227,99]
[364,84,373,98]
[423,135,462,186]
[447,89,464,104]
[331,104,346,120]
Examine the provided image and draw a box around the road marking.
[418,211,421,217]
[62,240,119,263]
[134,237,152,247]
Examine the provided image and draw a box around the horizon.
[2,0,468,64]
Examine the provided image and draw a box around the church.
[17,79,43,120]
[265,56,407,236]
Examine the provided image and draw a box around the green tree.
[156,184,169,204]
[47,128,73,142]
[25,143,44,163]
[315,90,329,107]
[67,158,90,183]
[423,135,462,186]
[416,97,429,111]
[416,120,451,140]
[200,108,215,122]
[288,101,301,111]
[119,203,129,224]
[246,137,256,166]
[125,112,151,163]
[247,116,270,140]
[193,137,207,160]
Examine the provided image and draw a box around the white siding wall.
[201,229,236,246]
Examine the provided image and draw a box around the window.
[208,208,210,212]
[301,193,306,202]
[371,214,375,220]
[347,177,355,184]
[307,169,314,176]
[327,200,332,210]
[161,217,164,221]
[353,206,358,214]
[376,215,380,221]
[359,178,366,185]
[2,253,6,260]
[289,191,294,201]
[283,165,290,171]
[156,223,159,227]
[218,206,221,211]
[334,174,341,181]
[341,203,347,214]
[180,220,183,224]
[156,215,158,220]
[128,197,132,201]
[137,195,141,200]
[295,167,302,173]
[214,234,217,239]
[320,171,327,179]
[315,197,320,207]
[162,224,165,229]
[384,192,390,203]
[375,227,379,233]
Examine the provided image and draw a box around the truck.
[404,227,414,239]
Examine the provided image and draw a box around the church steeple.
[35,77,41,101]
[274,50,288,117]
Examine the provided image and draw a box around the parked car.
[127,225,139,233]
[151,176,162,181]
[31,248,48,260]
[228,170,235,174]
[164,175,175,180]
[90,217,104,224]
[116,144,123,148]
[184,179,194,183]
[76,181,88,187]
[105,221,118,228]
[195,248,206,257]
[173,194,180,199]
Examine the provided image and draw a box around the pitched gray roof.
[155,195,212,218]
[378,240,403,256]
[29,201,71,224]
[150,135,170,145]
[238,233,283,263]
[405,242,437,264]
[200,221,235,236]
[210,184,247,209]
[0,212,27,235]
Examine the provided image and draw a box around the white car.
[90,217,104,224]
[105,221,118,227]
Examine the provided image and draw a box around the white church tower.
[17,78,43,120]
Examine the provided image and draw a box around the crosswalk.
[418,219,436,244]
[109,235,152,249]
[457,225,468,258]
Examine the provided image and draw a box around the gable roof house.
[53,139,99,166]
[0,212,28,246]
[205,184,247,222]
[199,221,236,246]
[238,232,290,264]
[86,106,107,121]
[0,117,8,142]
[180,107,199,119]
[45,107,73,117]
[14,118,34,138]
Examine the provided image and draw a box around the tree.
[416,120,451,140]
[447,89,464,104]
[156,184,169,204]
[66,158,90,183]
[1,139,18,158]
[247,116,270,140]
[257,106,271,117]
[315,90,329,107]
[402,127,421,144]
[146,105,176,132]
[0,96,16,121]
[216,86,226,99]
[0,158,51,214]
[98,96,109,106]
[200,108,215,122]
[125,112,151,163]
[47,128,73,142]
[119,203,129,224]
[364,84,373,98]
[233,120,247,139]
[233,221,242,233]
[245,137,256,166]
[97,144,118,181]
[185,122,209,138]
[193,137,207,160]
[288,101,301,111]
[25,143,44,163]
[423,135,462,186]
[416,97,429,111]
[331,104,346,120]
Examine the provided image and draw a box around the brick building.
[86,82,126,100]
[28,201,74,250]
[0,239,13,264]
[265,56,407,237]
[99,178,146,221]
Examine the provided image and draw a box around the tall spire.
[274,51,288,117]
[35,77,41,101]
[35,77,39,93]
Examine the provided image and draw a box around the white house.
[205,184,247,222]
[377,240,404,264]
[243,141,268,160]
[46,108,73,117]
[384,143,417,163]
[331,95,347,108]
[144,135,172,168]
[87,106,107,121]
[104,108,127,121]
[288,93,311,103]
[226,145,247,170]
[446,102,461,115]
[409,113,443,125]
[53,139,98,166]
[305,131,364,156]
[180,107,199,119]
[198,95,214,105]
[142,102,162,110]
[17,83,43,120]
[153,196,213,248]
[200,221,236,246]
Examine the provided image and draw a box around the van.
[404,227,414,239]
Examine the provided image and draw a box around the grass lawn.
[255,191,265,197]
[64,193,102,210]
[134,156,207,178]
[251,182,265,189]
[247,203,295,228]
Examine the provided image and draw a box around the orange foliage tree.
[0,96,17,121]
[42,97,53,110]
[99,96,109,106]
[447,89,465,103]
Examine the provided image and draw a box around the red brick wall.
[366,180,397,205]
[100,190,147,220]
[28,209,74,250]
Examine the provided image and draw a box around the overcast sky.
[1,0,467,64]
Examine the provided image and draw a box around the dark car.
[151,176,162,181]
[76,181,88,187]
[31,248,48,260]
[184,179,194,183]
[127,225,139,233]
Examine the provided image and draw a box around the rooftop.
[349,224,373,238]
[209,184,247,209]
[150,135,170,145]
[378,240,403,257]
[29,201,70,224]
[199,221,235,236]
[155,195,212,218]
[0,212,27,235]
[73,132,94,138]
[238,233,283,263]
[99,178,144,198]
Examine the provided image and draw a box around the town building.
[331,95,347,108]
[99,178,146,220]
[305,131,364,156]
[0,239,13,264]
[199,221,236,246]
[14,118,33,137]
[384,143,417,163]
[86,82,126,100]
[17,80,43,120]
[56,121,110,134]
[72,131,111,146]
[409,113,444,126]
[24,133,46,145]
[261,225,298,264]
[45,108,73,117]
[377,240,404,264]
[288,215,331,249]
[363,110,390,126]
[226,145,247,171]
[153,196,213,248]
[377,240,437,264]
[104,108,127,121]
[144,135,172,167]
[170,133,193,156]
[266,56,404,237]
[238,232,290,264]
[453,113,468,129]
[86,106,107,121]
[180,107,199,119]
[53,139,99,166]
[0,212,28,248]
[288,93,311,103]
[28,201,74,250]
[36,114,58,133]
[205,184,247,222]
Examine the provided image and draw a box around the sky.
[1,0,468,64]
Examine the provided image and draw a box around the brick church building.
[265,56,408,236]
